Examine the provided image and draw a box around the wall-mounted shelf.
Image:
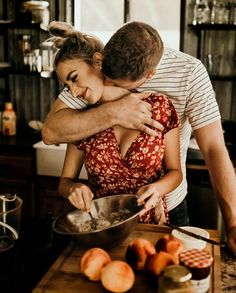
[188,24,236,31]
[210,75,236,81]
[187,20,236,121]
[0,20,47,32]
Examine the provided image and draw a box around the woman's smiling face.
[56,58,105,105]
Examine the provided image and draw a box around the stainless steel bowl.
[52,194,142,249]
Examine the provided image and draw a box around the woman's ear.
[93,52,103,69]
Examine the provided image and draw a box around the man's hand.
[226,227,236,256]
[111,92,164,136]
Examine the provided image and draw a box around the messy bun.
[48,21,104,66]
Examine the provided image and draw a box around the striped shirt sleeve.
[186,60,221,130]
[59,88,89,110]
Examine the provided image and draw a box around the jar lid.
[179,249,213,268]
[22,1,49,9]
[5,102,13,110]
[163,265,192,283]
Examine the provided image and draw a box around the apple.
[125,237,156,270]
[79,247,111,281]
[155,234,183,264]
[101,260,135,292]
[145,251,175,276]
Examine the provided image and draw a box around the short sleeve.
[185,61,220,130]
[59,88,89,109]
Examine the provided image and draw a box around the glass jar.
[158,265,194,293]
[179,249,213,293]
[40,40,55,78]
[18,34,32,53]
[192,0,210,25]
[21,1,49,29]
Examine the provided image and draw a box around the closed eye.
[71,75,78,83]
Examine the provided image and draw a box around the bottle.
[2,102,16,136]
[179,249,213,293]
[158,265,194,293]
[193,0,210,24]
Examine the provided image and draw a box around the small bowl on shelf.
[171,226,209,250]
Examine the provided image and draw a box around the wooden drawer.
[0,154,34,179]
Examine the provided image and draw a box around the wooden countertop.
[32,224,222,293]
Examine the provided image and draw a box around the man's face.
[56,58,104,105]
[104,76,148,90]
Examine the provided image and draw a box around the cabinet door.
[36,176,72,219]
[186,168,224,239]
[0,151,35,218]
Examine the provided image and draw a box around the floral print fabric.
[76,94,179,223]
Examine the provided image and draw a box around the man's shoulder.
[161,47,201,65]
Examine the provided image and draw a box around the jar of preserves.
[21,1,49,29]
[179,249,213,293]
[158,265,194,293]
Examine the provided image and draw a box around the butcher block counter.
[32,224,222,293]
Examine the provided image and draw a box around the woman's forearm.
[58,178,75,199]
[153,169,183,196]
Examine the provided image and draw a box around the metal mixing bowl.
[52,194,142,249]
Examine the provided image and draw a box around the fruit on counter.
[155,234,183,264]
[101,260,135,293]
[125,237,156,270]
[145,251,175,276]
[79,247,111,281]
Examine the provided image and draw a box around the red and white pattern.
[76,94,179,223]
[179,249,214,268]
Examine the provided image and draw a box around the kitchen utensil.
[88,211,97,230]
[164,222,225,247]
[53,194,142,249]
[172,226,210,250]
[0,194,23,252]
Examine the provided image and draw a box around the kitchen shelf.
[210,75,236,81]
[0,20,47,33]
[188,23,236,31]
[0,69,57,78]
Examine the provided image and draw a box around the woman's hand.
[136,183,162,216]
[68,183,94,211]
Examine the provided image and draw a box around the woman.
[50,21,182,223]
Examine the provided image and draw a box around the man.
[42,21,236,255]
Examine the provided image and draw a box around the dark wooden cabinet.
[35,176,72,219]
[0,147,36,217]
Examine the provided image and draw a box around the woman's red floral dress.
[76,94,179,223]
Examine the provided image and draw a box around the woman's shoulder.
[147,93,179,130]
[146,92,173,108]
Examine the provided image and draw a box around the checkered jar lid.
[179,249,213,268]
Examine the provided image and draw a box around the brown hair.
[48,21,104,67]
[102,21,164,81]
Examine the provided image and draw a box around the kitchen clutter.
[0,194,23,252]
[17,33,55,77]
[20,1,50,29]
[16,1,55,77]
[77,231,214,293]
[192,0,236,25]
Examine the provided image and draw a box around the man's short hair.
[102,21,164,81]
